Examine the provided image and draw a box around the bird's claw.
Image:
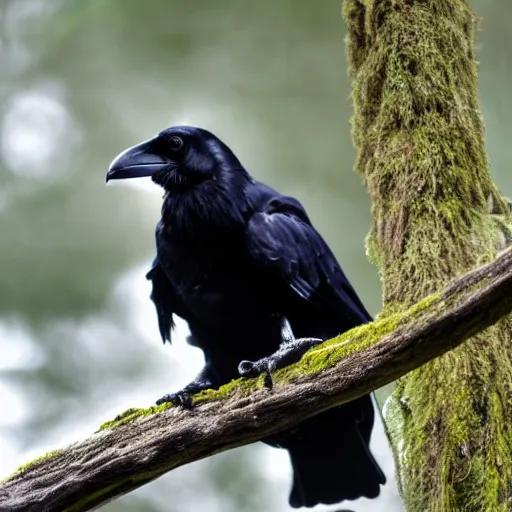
[238,337,324,390]
[238,358,273,378]
[156,391,194,409]
[238,358,275,388]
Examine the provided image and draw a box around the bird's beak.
[106,139,167,182]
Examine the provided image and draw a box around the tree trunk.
[342,1,512,510]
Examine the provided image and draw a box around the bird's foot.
[156,390,195,408]
[238,357,275,388]
[156,372,214,409]
[238,337,323,389]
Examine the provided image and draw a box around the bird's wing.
[245,196,372,325]
[146,257,178,344]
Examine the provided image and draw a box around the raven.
[106,125,386,508]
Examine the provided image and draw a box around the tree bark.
[342,1,512,510]
[1,246,512,511]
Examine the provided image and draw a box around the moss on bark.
[342,1,512,510]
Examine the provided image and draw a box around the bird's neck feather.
[161,170,250,240]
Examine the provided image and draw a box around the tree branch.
[2,246,512,512]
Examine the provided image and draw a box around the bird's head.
[106,125,247,192]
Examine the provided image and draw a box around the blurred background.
[0,1,510,511]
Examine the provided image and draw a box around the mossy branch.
[2,246,512,512]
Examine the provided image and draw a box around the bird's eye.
[169,136,184,151]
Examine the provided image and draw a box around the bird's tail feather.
[283,396,386,508]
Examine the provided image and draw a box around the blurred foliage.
[0,1,510,511]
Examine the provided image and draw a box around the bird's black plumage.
[107,125,386,508]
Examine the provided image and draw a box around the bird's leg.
[238,337,323,389]
[156,365,214,409]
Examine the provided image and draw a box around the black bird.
[106,125,386,508]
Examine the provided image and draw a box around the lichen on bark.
[342,0,512,511]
